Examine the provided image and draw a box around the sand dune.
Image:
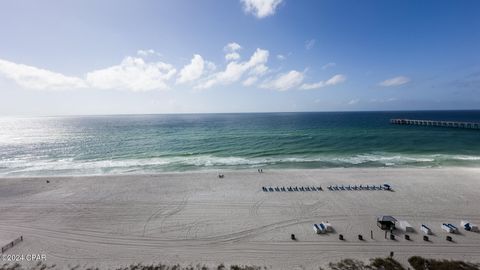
[0,168,479,269]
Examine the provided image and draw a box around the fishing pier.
[390,119,480,130]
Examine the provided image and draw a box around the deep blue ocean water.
[1,111,479,176]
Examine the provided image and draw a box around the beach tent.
[420,224,431,235]
[322,222,333,232]
[377,216,397,230]
[313,224,326,234]
[461,220,479,232]
[397,220,413,232]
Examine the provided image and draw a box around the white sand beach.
[0,168,479,269]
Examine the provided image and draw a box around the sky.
[0,0,479,116]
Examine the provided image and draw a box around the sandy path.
[0,168,479,269]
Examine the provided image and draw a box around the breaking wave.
[1,153,480,177]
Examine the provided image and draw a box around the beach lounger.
[447,224,458,233]
[262,187,267,192]
[269,187,274,192]
[287,187,293,192]
[294,187,299,191]
[305,187,311,191]
[442,223,454,233]
[317,186,322,191]
[274,187,280,192]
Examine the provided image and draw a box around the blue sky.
[0,0,479,115]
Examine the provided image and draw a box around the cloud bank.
[0,43,347,93]
[0,59,86,90]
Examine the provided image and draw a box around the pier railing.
[390,119,480,130]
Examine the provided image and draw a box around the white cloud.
[224,42,242,52]
[86,56,176,92]
[322,62,336,70]
[261,70,304,91]
[225,52,241,61]
[277,54,286,61]
[348,99,359,105]
[326,74,347,85]
[300,74,346,90]
[305,39,316,50]
[137,49,157,57]
[196,48,269,89]
[0,59,86,90]
[241,0,283,18]
[379,76,410,87]
[243,76,258,86]
[177,54,207,84]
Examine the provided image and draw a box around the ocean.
[1,111,479,176]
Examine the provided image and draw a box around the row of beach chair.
[327,184,388,191]
[262,186,323,192]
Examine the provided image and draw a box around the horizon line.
[1,109,480,118]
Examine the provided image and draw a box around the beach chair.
[294,186,299,191]
[317,186,322,191]
[305,187,311,191]
[268,187,274,192]
[299,187,305,191]
[274,187,280,192]
[287,187,293,192]
[262,187,267,192]
[281,187,286,192]
[327,185,332,190]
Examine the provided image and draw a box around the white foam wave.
[1,153,480,176]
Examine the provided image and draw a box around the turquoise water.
[1,111,479,176]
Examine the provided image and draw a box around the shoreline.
[1,165,480,179]
[0,167,479,269]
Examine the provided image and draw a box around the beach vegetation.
[408,256,480,270]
